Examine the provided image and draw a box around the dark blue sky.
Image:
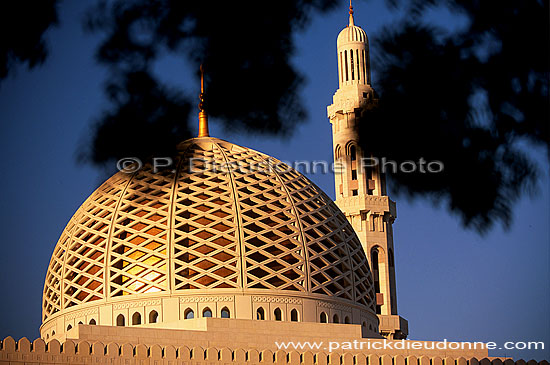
[0,0,548,361]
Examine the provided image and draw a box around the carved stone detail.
[65,308,98,320]
[317,301,351,311]
[113,299,161,310]
[179,296,234,303]
[252,296,303,304]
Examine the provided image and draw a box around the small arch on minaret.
[335,145,342,160]
[345,141,359,159]
[344,50,349,81]
[371,245,386,263]
[339,52,344,84]
[355,49,361,80]
[350,49,355,80]
[361,50,366,84]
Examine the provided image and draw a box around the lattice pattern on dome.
[274,162,374,309]
[172,143,240,290]
[216,142,307,292]
[43,137,375,320]
[108,167,172,297]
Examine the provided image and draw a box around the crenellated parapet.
[1,336,547,365]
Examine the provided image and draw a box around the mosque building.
[0,4,545,365]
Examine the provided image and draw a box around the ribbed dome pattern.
[337,24,368,45]
[42,137,375,321]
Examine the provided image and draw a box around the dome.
[41,137,377,338]
[337,24,368,45]
[337,15,368,46]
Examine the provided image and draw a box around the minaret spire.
[198,64,209,138]
[349,0,354,26]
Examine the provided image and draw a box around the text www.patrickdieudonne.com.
[275,340,546,353]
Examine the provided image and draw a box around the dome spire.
[198,64,209,138]
[349,0,354,26]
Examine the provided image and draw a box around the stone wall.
[1,337,548,365]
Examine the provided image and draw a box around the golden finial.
[349,0,355,26]
[198,64,209,138]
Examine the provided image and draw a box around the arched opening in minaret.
[356,49,361,81]
[351,143,358,182]
[350,49,355,80]
[349,145,357,161]
[344,50,349,81]
[360,49,365,84]
[363,49,369,84]
[340,52,344,84]
[371,247,382,314]
[320,312,328,323]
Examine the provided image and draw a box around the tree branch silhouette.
[79,0,338,169]
[0,0,59,81]
[80,0,548,233]
[358,0,548,232]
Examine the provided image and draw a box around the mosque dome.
[41,136,378,339]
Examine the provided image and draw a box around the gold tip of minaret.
[349,0,354,26]
[198,64,209,138]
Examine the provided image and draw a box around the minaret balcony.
[335,195,397,218]
[327,85,375,120]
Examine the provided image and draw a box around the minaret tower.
[327,2,408,340]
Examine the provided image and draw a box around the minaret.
[327,2,408,340]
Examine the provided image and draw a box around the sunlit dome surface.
[337,20,368,45]
[41,137,376,336]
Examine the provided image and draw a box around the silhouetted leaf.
[0,0,59,81]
